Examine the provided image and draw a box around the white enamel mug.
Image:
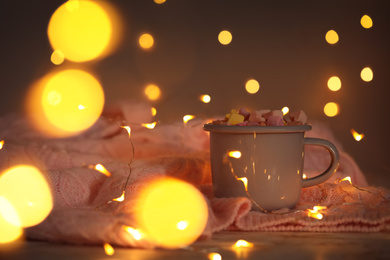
[203,124,339,211]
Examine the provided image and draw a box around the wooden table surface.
[2,231,390,260]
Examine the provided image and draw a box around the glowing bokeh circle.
[48,0,114,62]
[135,177,208,248]
[26,69,105,137]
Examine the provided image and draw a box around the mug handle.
[302,138,340,188]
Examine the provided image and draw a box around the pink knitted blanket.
[0,102,389,248]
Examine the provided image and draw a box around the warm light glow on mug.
[360,15,373,29]
[323,102,339,117]
[144,84,161,100]
[26,69,105,137]
[245,79,260,94]
[218,30,233,45]
[139,33,154,50]
[327,76,341,91]
[48,0,121,62]
[135,177,208,249]
[360,67,373,82]
[0,165,53,228]
[325,30,339,44]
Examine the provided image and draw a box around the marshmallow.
[289,110,307,124]
[212,108,308,127]
[255,109,271,117]
[264,110,283,119]
[266,115,284,126]
[248,111,266,123]
[238,108,250,120]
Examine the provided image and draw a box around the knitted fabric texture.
[0,101,388,248]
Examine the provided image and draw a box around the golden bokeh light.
[0,196,23,244]
[183,115,195,124]
[141,122,157,129]
[121,125,131,138]
[208,252,222,260]
[325,30,339,44]
[200,94,211,103]
[237,177,248,191]
[0,165,53,228]
[26,69,105,137]
[339,176,352,184]
[151,107,157,116]
[361,15,373,29]
[228,150,242,159]
[66,0,79,12]
[323,102,339,117]
[232,239,254,248]
[139,33,154,50]
[144,84,161,101]
[176,221,189,230]
[90,164,111,177]
[135,177,208,249]
[351,129,364,141]
[123,226,143,241]
[245,79,260,94]
[0,140,4,149]
[113,191,125,202]
[50,50,65,65]
[360,67,373,82]
[218,30,233,45]
[48,0,121,62]
[306,206,327,220]
[154,0,166,4]
[281,107,289,115]
[104,243,115,256]
[327,76,341,91]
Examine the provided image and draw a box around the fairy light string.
[336,177,390,203]
[225,149,389,218]
[119,124,135,201]
[1,115,388,253]
[224,151,274,214]
[89,117,138,206]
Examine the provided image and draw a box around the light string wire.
[92,117,138,207]
[226,155,389,216]
[118,123,134,201]
[335,178,390,203]
[225,155,270,213]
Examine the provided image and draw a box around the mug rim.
[203,123,312,133]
